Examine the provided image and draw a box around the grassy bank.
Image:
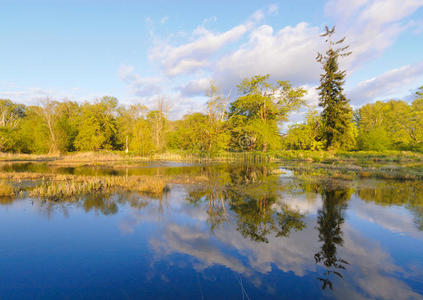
[1,150,423,181]
[272,150,423,163]
[2,150,423,164]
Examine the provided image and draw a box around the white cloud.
[147,6,281,78]
[0,85,101,106]
[213,22,322,91]
[160,16,169,24]
[179,78,211,97]
[326,0,423,68]
[267,4,279,15]
[119,0,423,118]
[350,195,423,239]
[116,182,423,299]
[149,24,249,77]
[119,64,163,97]
[348,62,423,104]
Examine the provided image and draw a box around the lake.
[0,163,422,299]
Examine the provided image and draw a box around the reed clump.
[0,181,14,196]
[29,175,168,199]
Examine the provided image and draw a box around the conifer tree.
[317,26,355,150]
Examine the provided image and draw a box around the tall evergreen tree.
[317,26,355,150]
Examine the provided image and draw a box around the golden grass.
[2,150,423,166]
[0,172,54,180]
[0,151,271,165]
[0,152,59,161]
[0,181,14,197]
[29,175,168,198]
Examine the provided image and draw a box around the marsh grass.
[290,162,423,181]
[2,150,423,166]
[273,150,423,163]
[29,175,168,199]
[0,181,14,196]
[0,172,54,180]
[0,152,59,162]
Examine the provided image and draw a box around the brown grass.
[29,175,168,198]
[0,181,14,196]
[0,172,55,180]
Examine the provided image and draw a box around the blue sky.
[1,0,423,119]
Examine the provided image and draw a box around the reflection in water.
[314,186,351,290]
[185,164,306,242]
[0,163,422,299]
[357,181,423,233]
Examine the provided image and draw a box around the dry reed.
[0,181,14,196]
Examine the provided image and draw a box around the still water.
[0,163,422,299]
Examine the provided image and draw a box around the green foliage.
[55,101,80,152]
[168,83,230,156]
[74,97,118,151]
[0,99,25,152]
[0,75,421,156]
[284,110,324,150]
[116,104,156,154]
[356,99,423,151]
[19,107,50,153]
[229,75,306,152]
[317,26,355,150]
[147,109,168,153]
[168,113,209,153]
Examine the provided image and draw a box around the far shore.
[1,150,423,181]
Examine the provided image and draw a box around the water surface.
[0,163,422,299]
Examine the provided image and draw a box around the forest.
[1,28,423,157]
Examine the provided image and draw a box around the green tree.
[317,26,355,150]
[355,99,423,151]
[168,112,210,154]
[117,104,152,155]
[405,90,423,150]
[0,99,25,152]
[55,101,81,152]
[228,75,306,152]
[74,97,118,151]
[204,83,230,155]
[147,97,169,153]
[355,101,393,150]
[283,109,324,150]
[131,117,155,155]
[35,98,61,154]
[19,106,51,153]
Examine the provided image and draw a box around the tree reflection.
[357,181,423,231]
[82,193,118,215]
[314,185,352,290]
[186,166,230,232]
[186,164,306,242]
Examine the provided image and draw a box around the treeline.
[1,27,422,155]
[2,83,422,155]
[285,96,423,152]
[0,76,306,155]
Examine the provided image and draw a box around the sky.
[1,0,423,120]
